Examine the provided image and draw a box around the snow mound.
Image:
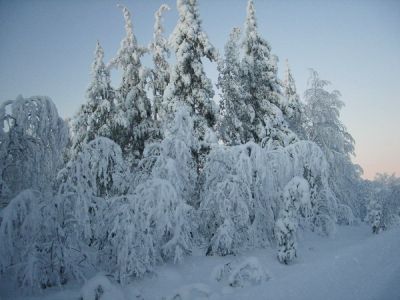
[212,257,270,288]
[80,274,126,300]
[167,283,213,300]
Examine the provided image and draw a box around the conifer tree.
[149,4,171,122]
[217,27,246,145]
[239,0,296,149]
[72,41,115,155]
[111,5,157,162]
[164,0,218,139]
[282,60,305,139]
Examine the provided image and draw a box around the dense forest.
[0,0,399,293]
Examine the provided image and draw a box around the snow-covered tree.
[0,190,88,289]
[103,107,197,283]
[366,173,400,233]
[239,0,296,149]
[304,69,363,220]
[149,4,170,121]
[282,60,305,139]
[110,5,157,162]
[0,96,68,207]
[58,137,129,247]
[275,177,310,264]
[72,41,116,155]
[164,0,218,139]
[200,146,252,256]
[217,27,246,145]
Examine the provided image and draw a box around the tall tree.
[240,0,295,149]
[72,41,116,155]
[0,96,68,207]
[111,5,157,163]
[149,4,171,122]
[217,27,246,146]
[164,0,218,139]
[282,59,305,139]
[304,69,363,219]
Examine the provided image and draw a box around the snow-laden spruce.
[239,0,296,149]
[149,4,170,122]
[72,41,116,155]
[275,177,311,264]
[110,5,158,162]
[164,0,218,139]
[217,27,247,146]
[0,96,68,208]
[282,60,306,139]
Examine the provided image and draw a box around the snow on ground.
[1,224,399,300]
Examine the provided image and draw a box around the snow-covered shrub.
[103,108,197,283]
[133,179,193,264]
[0,96,68,207]
[101,195,155,284]
[366,174,400,233]
[275,177,310,264]
[200,140,337,255]
[366,196,383,234]
[212,262,234,282]
[200,146,252,256]
[336,204,356,225]
[0,190,88,289]
[168,283,212,300]
[80,273,126,300]
[228,257,269,288]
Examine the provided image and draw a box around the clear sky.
[0,0,399,179]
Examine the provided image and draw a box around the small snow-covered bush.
[0,190,88,289]
[211,257,270,288]
[275,177,311,264]
[228,257,270,288]
[168,283,212,300]
[80,273,126,300]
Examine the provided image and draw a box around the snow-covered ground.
[1,224,399,300]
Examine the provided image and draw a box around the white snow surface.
[1,224,399,300]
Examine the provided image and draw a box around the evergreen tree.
[282,59,305,139]
[217,27,246,145]
[275,177,310,264]
[72,41,115,155]
[149,4,171,122]
[164,0,218,139]
[111,5,157,163]
[239,0,296,149]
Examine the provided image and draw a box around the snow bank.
[80,274,126,300]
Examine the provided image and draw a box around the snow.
[2,224,399,300]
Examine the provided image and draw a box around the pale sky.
[0,0,399,179]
